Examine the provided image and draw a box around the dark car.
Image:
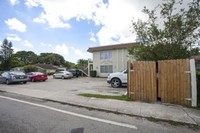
[0,71,29,85]
[67,69,80,77]
[27,72,48,82]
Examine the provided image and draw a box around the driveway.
[0,76,127,97]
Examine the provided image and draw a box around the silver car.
[53,71,73,79]
[0,71,29,85]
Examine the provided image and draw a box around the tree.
[0,38,13,70]
[1,38,13,59]
[10,56,24,68]
[13,51,38,65]
[64,61,76,69]
[76,59,88,69]
[129,0,200,61]
[38,53,65,66]
[23,65,38,73]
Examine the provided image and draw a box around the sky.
[0,0,163,63]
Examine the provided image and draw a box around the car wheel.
[23,81,27,84]
[111,78,121,88]
[6,79,10,85]
[62,76,65,79]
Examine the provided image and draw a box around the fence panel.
[128,61,157,102]
[158,59,191,106]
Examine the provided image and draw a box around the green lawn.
[78,93,131,101]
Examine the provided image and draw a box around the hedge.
[90,70,97,77]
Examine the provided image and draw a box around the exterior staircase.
[78,67,88,77]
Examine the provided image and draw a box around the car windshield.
[10,71,25,75]
[32,72,43,75]
[120,69,127,73]
[64,71,70,74]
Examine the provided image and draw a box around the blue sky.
[0,0,163,63]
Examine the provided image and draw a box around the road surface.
[0,92,199,133]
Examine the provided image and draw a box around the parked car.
[107,70,127,88]
[0,71,29,85]
[67,69,80,77]
[53,71,73,79]
[27,72,48,82]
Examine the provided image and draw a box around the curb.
[0,90,199,128]
[42,98,199,127]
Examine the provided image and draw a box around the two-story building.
[87,42,138,77]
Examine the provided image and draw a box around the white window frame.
[100,51,112,60]
[100,65,113,73]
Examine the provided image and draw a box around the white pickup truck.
[107,70,127,88]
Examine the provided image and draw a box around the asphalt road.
[0,95,136,133]
[0,93,199,133]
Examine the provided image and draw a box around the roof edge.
[87,42,139,53]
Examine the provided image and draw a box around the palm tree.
[1,38,13,59]
[0,38,13,70]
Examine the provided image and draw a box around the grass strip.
[79,93,131,101]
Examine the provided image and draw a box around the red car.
[27,72,48,82]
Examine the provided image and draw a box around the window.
[100,65,113,73]
[100,51,112,60]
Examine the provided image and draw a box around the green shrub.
[56,68,65,72]
[47,72,55,75]
[90,70,96,77]
[24,65,38,73]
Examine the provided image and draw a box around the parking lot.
[0,76,127,97]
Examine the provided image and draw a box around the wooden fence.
[158,59,191,105]
[128,61,156,102]
[128,59,192,106]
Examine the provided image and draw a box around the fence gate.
[158,59,191,106]
[128,59,192,106]
[128,61,157,102]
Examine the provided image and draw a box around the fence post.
[190,59,197,107]
[127,60,130,98]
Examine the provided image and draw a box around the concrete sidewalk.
[0,86,200,126]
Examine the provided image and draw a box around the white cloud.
[33,17,46,24]
[33,12,71,29]
[25,0,104,29]
[9,0,19,5]
[38,42,91,63]
[25,0,163,45]
[89,32,96,42]
[13,47,21,53]
[54,44,69,55]
[40,42,46,46]
[95,0,163,45]
[6,34,21,42]
[23,0,172,49]
[40,42,53,48]
[23,40,33,48]
[70,47,92,63]
[24,0,39,7]
[5,18,27,32]
[71,47,85,57]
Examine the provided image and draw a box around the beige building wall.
[93,48,131,77]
